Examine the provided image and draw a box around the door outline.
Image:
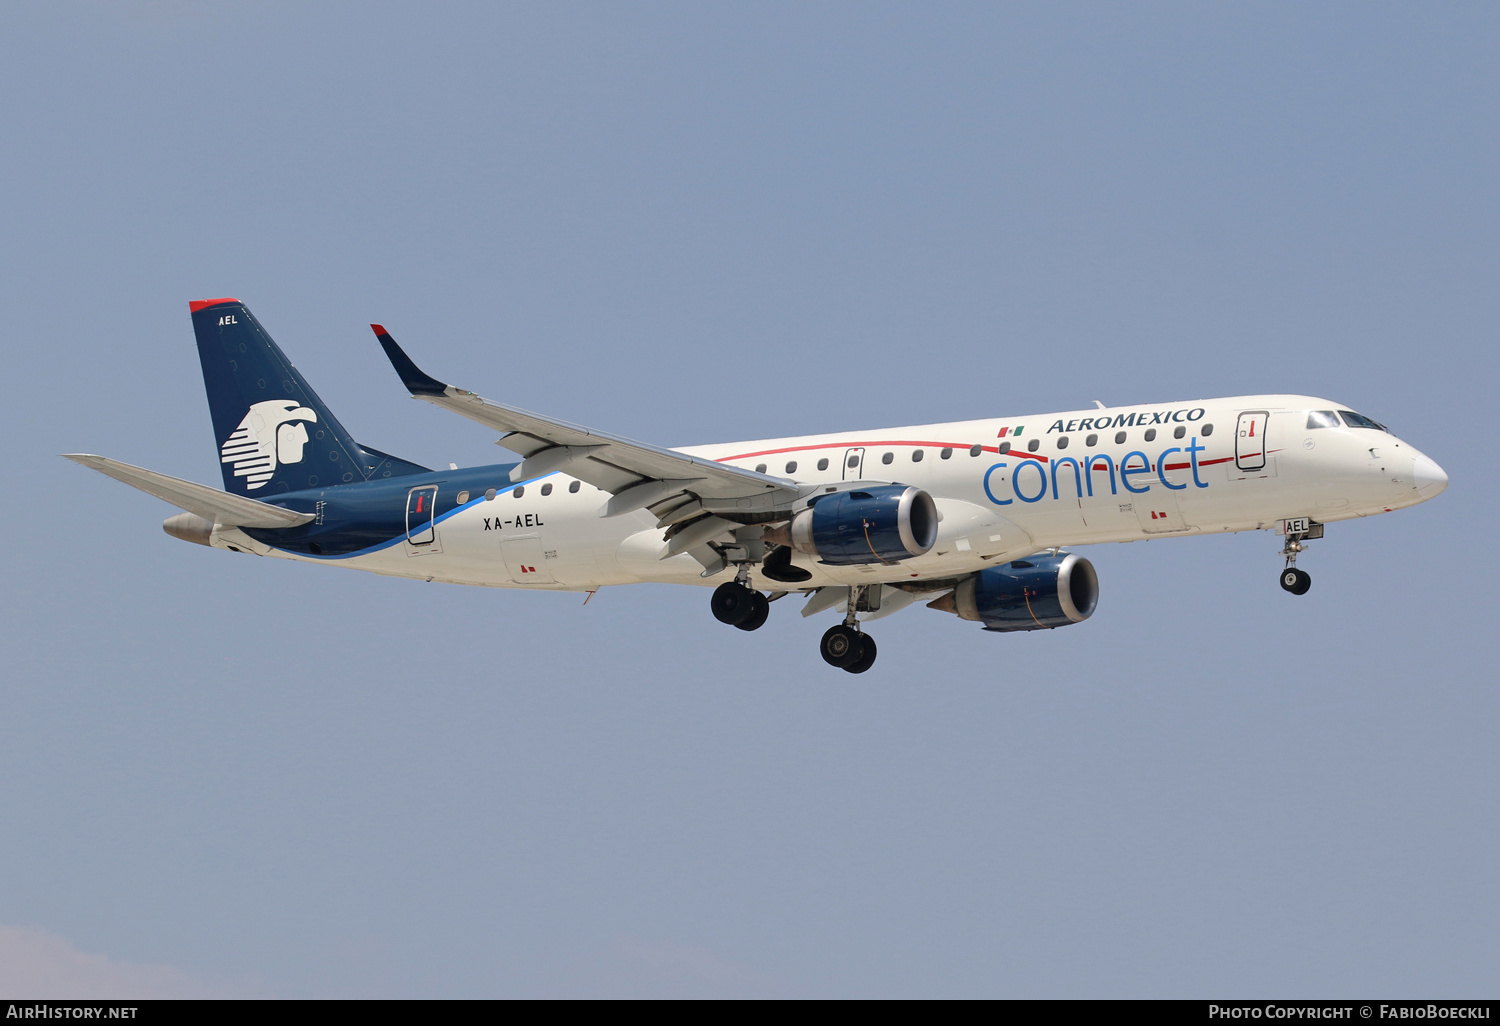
[842,447,865,480]
[405,485,439,545]
[1236,411,1268,471]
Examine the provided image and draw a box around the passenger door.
[405,485,438,545]
[1235,411,1268,471]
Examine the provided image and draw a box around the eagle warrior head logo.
[220,399,319,490]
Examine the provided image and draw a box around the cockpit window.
[1306,410,1340,429]
[1338,410,1387,432]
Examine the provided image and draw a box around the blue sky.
[0,1,1495,997]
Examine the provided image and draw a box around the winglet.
[371,324,448,397]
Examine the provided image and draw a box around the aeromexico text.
[1045,406,1207,433]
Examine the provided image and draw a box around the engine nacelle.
[935,552,1099,632]
[767,485,938,566]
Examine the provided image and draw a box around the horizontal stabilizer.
[63,454,314,528]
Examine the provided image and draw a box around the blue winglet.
[371,324,448,397]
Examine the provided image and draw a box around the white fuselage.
[212,395,1446,592]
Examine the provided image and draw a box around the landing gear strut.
[819,587,878,673]
[1278,522,1320,595]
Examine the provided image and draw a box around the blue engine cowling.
[943,552,1099,631]
[781,484,939,566]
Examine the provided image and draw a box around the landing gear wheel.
[735,590,770,631]
[711,582,757,625]
[1280,568,1311,595]
[820,625,863,668]
[844,632,877,673]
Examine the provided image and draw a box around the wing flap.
[64,454,314,528]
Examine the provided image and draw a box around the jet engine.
[765,485,938,566]
[929,552,1099,631]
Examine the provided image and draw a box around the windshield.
[1338,410,1388,432]
[1306,410,1340,429]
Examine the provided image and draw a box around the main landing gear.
[819,586,878,674]
[711,579,769,631]
[821,624,877,673]
[709,570,879,673]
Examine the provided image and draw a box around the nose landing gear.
[1277,518,1322,595]
[1280,566,1311,595]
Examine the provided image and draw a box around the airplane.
[66,299,1449,672]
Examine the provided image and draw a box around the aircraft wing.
[373,326,802,518]
[63,454,315,528]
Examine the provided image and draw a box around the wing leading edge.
[371,325,803,519]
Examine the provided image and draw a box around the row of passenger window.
[456,479,585,504]
[742,424,1219,473]
[1043,422,1214,452]
[749,445,993,475]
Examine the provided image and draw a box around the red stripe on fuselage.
[715,441,1265,473]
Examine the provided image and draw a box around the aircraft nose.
[1413,454,1448,500]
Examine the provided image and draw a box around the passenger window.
[1173,425,1186,439]
[1027,439,1039,452]
[998,442,1011,454]
[1114,431,1126,444]
[484,488,497,501]
[785,461,797,474]
[817,457,829,471]
[1307,411,1340,430]
[940,447,952,459]
[568,480,580,493]
[755,463,766,474]
[1056,436,1069,449]
[512,486,524,498]
[1085,433,1097,446]
[848,455,860,468]
[1202,424,1214,436]
[912,449,924,462]
[881,452,894,465]
[1144,428,1157,442]
[456,491,470,504]
[541,483,552,496]
[969,444,982,457]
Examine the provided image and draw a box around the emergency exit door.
[1236,411,1268,471]
[842,447,865,480]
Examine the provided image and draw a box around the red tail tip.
[189,297,239,313]
[370,323,388,336]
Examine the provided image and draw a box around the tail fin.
[189,299,429,495]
